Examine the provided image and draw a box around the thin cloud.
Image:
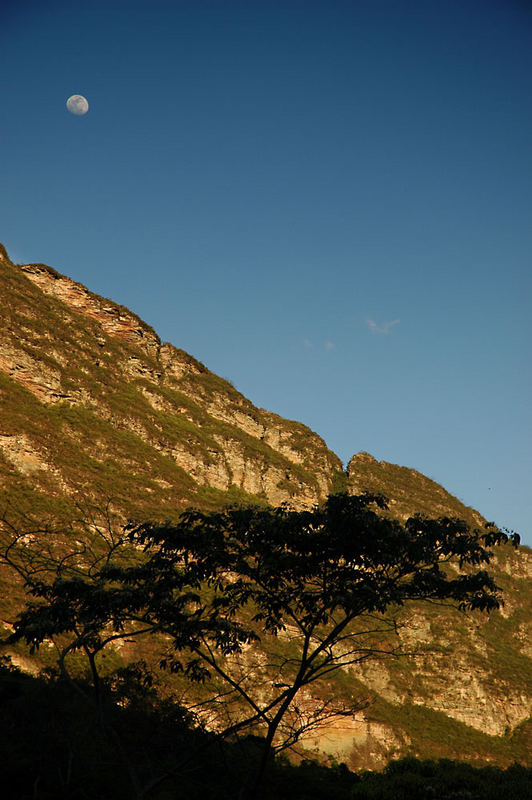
[366,318,400,335]
[324,340,335,351]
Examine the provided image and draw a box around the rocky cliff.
[0,244,342,521]
[0,244,530,770]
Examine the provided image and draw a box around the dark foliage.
[3,493,520,798]
[352,756,532,800]
[0,659,530,800]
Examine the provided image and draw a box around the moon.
[66,95,89,115]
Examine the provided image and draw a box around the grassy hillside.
[0,243,530,772]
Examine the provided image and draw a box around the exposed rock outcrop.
[0,243,530,769]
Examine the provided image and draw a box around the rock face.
[0,243,530,770]
[0,245,342,519]
[346,452,486,528]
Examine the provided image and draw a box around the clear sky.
[1,0,531,544]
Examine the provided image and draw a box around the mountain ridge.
[0,243,530,770]
[0,244,343,516]
[0,243,486,526]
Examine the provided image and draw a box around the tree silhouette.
[5,493,519,798]
[125,492,518,796]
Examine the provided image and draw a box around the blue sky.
[1,0,531,544]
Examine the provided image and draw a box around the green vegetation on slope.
[0,244,531,777]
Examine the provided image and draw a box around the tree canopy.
[5,492,519,798]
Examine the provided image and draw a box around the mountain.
[0,243,342,518]
[0,243,530,770]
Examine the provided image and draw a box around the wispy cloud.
[300,338,335,352]
[365,318,400,335]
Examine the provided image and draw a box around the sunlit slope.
[0,244,341,522]
[347,451,485,528]
[0,243,530,770]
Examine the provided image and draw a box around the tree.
[6,493,519,799]
[125,492,518,796]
